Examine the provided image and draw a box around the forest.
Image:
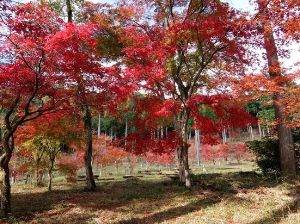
[0,0,299,223]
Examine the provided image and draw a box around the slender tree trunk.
[99,164,103,177]
[35,160,44,187]
[258,0,296,176]
[48,158,55,191]
[35,155,44,187]
[177,109,191,188]
[116,161,119,174]
[83,105,96,191]
[222,128,226,144]
[249,125,254,141]
[125,118,128,149]
[66,0,73,23]
[98,114,101,138]
[195,129,201,166]
[25,174,29,185]
[258,124,262,138]
[36,171,44,187]
[48,170,53,191]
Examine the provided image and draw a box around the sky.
[16,0,300,71]
[93,0,298,70]
[94,0,255,11]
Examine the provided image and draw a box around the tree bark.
[48,158,55,191]
[0,161,11,217]
[195,129,201,166]
[83,105,96,191]
[0,146,12,217]
[66,0,73,23]
[48,170,53,191]
[258,0,296,176]
[177,109,191,188]
[0,132,14,217]
[36,171,44,187]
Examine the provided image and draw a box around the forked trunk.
[83,105,96,191]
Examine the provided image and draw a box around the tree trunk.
[66,0,73,23]
[99,164,103,177]
[277,111,296,175]
[97,114,101,138]
[258,0,296,176]
[36,170,44,187]
[115,161,119,174]
[48,170,53,191]
[177,143,191,188]
[25,174,29,185]
[83,105,96,191]
[48,159,55,191]
[35,158,44,187]
[258,124,262,138]
[195,129,201,166]
[177,109,191,188]
[0,150,12,217]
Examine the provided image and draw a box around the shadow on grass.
[249,186,300,224]
[9,171,298,223]
[11,178,189,221]
[192,171,282,191]
[117,196,223,224]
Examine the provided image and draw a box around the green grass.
[4,162,300,224]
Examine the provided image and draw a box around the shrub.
[247,130,300,176]
[57,155,81,183]
[246,138,280,176]
[293,129,300,173]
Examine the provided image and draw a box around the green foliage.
[246,138,280,176]
[247,130,300,176]
[246,98,275,124]
[199,106,218,121]
[96,29,124,60]
[257,107,275,124]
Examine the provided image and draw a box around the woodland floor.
[2,162,300,224]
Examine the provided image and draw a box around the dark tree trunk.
[48,158,55,191]
[177,109,191,188]
[48,171,52,191]
[0,147,12,217]
[0,162,11,217]
[66,0,73,23]
[258,1,296,176]
[83,105,96,191]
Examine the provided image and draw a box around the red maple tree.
[0,2,65,215]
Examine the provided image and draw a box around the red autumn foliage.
[143,152,176,166]
[202,143,251,163]
[93,135,128,166]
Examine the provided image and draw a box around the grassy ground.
[3,162,300,224]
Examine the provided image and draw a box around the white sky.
[93,0,299,72]
[17,0,300,72]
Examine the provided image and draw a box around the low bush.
[247,129,300,176]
